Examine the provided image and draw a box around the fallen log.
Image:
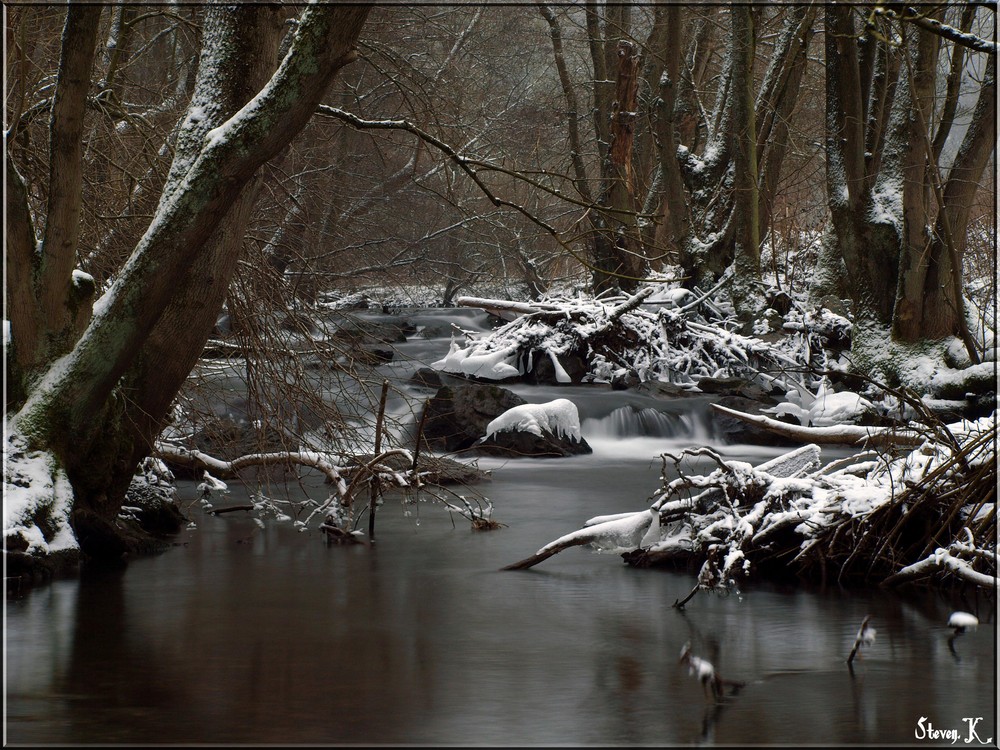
[709,403,925,448]
[454,296,562,320]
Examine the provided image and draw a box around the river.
[5,307,996,746]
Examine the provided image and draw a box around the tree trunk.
[102,5,289,515]
[8,7,103,382]
[641,5,689,270]
[893,49,995,347]
[824,5,901,328]
[11,4,372,559]
[593,39,645,294]
[729,4,762,322]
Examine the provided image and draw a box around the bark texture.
[11,4,372,559]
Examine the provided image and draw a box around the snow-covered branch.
[880,6,999,54]
[709,402,925,448]
[503,414,996,594]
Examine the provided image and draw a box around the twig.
[368,379,390,542]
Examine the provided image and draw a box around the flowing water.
[5,308,996,746]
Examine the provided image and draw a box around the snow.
[3,429,78,555]
[537,508,658,555]
[947,611,979,630]
[71,269,94,287]
[768,378,874,427]
[438,283,816,391]
[484,398,583,442]
[434,338,520,379]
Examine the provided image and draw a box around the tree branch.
[887,5,998,54]
[709,402,925,447]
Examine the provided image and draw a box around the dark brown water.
[6,449,996,746]
[5,309,996,745]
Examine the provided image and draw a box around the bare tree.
[822,3,995,380]
[7,4,372,558]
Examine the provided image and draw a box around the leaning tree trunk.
[96,5,288,521]
[9,4,371,559]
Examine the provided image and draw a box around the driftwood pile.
[503,413,996,596]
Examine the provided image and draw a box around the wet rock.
[710,395,798,447]
[325,313,416,345]
[411,367,444,390]
[472,429,592,458]
[421,385,528,453]
[696,376,771,401]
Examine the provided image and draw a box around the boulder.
[421,384,528,453]
[324,313,416,346]
[469,398,593,458]
[410,367,444,390]
[472,429,592,458]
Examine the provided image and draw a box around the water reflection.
[7,476,996,746]
[5,307,996,744]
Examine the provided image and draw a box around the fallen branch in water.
[881,543,997,589]
[155,439,496,536]
[209,505,255,516]
[847,615,876,665]
[502,509,658,571]
[155,441,351,490]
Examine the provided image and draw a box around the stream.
[5,307,996,746]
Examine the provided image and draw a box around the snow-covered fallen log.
[154,441,354,491]
[710,402,925,447]
[502,508,660,570]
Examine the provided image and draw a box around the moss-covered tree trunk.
[7,4,371,559]
[824,4,902,329]
[824,5,994,379]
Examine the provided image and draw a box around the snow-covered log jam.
[439,283,996,595]
[5,4,996,743]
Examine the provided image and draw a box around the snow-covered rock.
[475,399,592,458]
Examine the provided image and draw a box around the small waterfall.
[584,405,696,439]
